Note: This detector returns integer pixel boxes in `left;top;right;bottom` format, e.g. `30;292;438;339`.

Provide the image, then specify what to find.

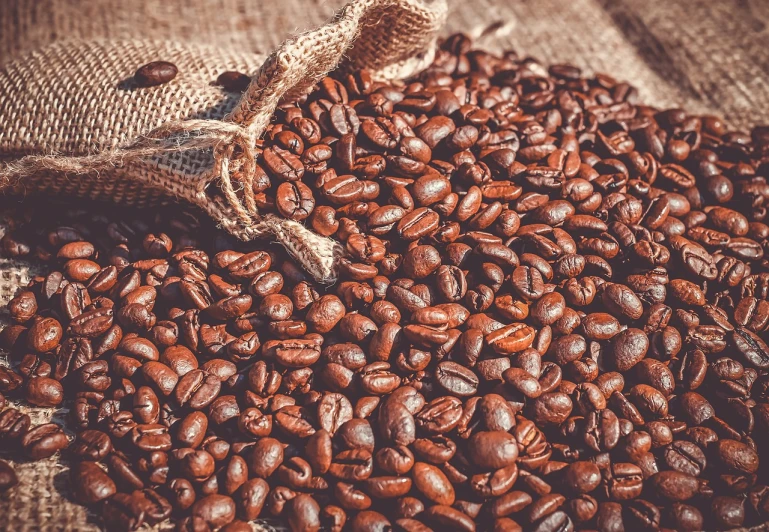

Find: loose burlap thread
0;0;448;284
4;0;769;530
0;2;448;529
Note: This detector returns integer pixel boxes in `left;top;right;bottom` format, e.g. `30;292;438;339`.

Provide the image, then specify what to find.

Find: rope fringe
0;0;449;284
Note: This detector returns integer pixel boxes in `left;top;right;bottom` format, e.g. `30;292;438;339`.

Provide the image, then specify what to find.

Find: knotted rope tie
0;118;264;233
0;115;346;282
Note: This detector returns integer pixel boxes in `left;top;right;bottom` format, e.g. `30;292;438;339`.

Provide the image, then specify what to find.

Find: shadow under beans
116;77;139;92
53;464;103;530
594;0;702;102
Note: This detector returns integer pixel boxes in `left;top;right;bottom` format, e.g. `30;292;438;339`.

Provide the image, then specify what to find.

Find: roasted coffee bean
601;283;644;321
276;181;315;221
191;494;236;528
0;459;18;493
412;462;454;505
529;392;573;425
0;409;31;441
247;437;284;478
71;461;116;504
27;317;62;352
25;376;64;407
605;328;649;371
216;71;251;92
467;431;518;470
286;494;321;531
435;361;478;396
648;470;702;501
15;354;47;380
663;440;707;476
561;460;601;494
235;478;268;521
732;327;769;369
175;370;221;410
714;439;759;474
134;61;178;87
70;430;112;461
6;34;769;531
21;423;69;459
8;290;37;323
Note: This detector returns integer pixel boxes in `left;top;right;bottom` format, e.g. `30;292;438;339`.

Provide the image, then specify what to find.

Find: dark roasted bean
21;423;69;459
0;459;18;493
4;35;769;532
134;61;178;87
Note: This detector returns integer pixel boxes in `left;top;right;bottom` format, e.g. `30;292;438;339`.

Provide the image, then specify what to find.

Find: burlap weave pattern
0;1;450;529
3;0;769;129
2;0;769;530
0;0;448;285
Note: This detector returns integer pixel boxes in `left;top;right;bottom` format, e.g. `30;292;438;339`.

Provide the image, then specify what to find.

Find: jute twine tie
0;0;449;283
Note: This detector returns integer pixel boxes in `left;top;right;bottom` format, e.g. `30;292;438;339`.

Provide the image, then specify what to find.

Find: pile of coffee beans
3;33;769;531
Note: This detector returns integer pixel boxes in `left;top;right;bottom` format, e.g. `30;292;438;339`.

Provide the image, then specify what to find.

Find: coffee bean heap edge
2;32;769;532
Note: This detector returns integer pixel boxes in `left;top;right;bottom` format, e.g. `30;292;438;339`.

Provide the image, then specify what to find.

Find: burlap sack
3;0;769;530
4;0;769;131
0;0;448;284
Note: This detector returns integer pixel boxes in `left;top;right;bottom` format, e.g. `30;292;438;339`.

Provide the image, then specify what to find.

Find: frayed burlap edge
0;0;448;285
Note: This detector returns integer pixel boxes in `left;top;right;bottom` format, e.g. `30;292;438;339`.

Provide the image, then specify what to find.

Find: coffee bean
714;439;759;474
561;461;601;494
70;430;112;461
663;440;707;476
287;494;321;531
71;461;116;504
348;510;391;532
529;392;573;425
648;471;701;501
0;409;31;441
435;361;478;396
236;478;268;521
487;323;536;354
8;291;37;323
601;283;644;320
27;317;62;353
175;370;221;410
6;35;769;531
379;402;416;447
21;423;69;459
191;494;236;528
411;462;454;505
423;504;474;531
0;459;17;493
317;392;353;434
467;431;518;470
215;71;251;92
606;328;649;371
134;61;178;87
276;181;315;221
712;495;745;529
732;327;769;369
25;376;64;407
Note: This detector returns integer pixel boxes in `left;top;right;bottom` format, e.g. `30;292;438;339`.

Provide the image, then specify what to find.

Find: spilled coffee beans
2;31;769;531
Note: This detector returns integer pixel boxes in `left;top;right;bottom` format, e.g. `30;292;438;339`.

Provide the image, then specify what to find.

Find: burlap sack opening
3;0;769;530
0;0;448;284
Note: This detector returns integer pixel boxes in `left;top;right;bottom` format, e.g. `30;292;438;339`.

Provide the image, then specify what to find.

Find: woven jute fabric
3;0;769;129
0;0;451;528
0;0;447;285
2;0;769;530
